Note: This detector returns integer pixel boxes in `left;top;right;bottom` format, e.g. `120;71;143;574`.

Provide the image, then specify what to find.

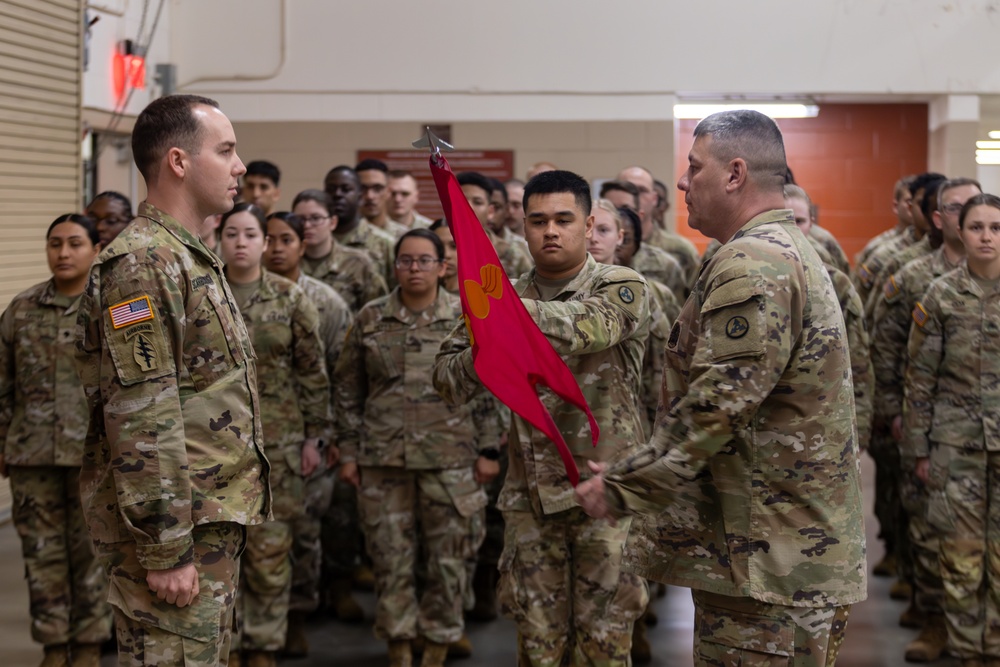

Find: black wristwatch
479;448;501;461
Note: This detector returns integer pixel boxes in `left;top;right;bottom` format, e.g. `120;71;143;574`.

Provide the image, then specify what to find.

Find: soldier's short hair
132;94;220;182
894;175;916;201
599;180;640;210
783;184;812;209
355;158;389;175
693;109;787;192
958;193;1000;229
489;178;508;203
457;171;494;197
395;227;445;261
937;177;982;209
523;170;592;218
87;191;134;217
246;160;281;186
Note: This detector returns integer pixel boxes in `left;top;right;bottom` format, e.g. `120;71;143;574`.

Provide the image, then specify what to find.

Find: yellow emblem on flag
465;264;503;319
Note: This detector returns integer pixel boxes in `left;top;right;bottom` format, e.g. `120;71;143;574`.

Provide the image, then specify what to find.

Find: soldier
295;188;388;313
324;165;398;286
870;177;980;662
357;159;409;238
75;94;271;666
578;110;867;667
263;210;353;656
216;204;332;667
904;193;1000;667
242;161;282;215
429;220;458;294
1;214;111;667
434;170;650;666
85;191;134;249
336;229;500;667
456;171;532;279
855;175;916;269
488;176;532;266
388;170;433;229
505;179;526;237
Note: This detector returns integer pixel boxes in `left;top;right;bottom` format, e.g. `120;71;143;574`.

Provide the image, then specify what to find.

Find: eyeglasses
395;255;440;271
300;214;330;226
940;203;964;216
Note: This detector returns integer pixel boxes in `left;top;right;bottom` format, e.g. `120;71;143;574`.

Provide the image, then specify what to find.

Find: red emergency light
113;40;146;99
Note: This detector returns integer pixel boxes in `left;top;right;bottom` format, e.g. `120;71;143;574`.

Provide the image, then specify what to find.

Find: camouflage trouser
899;466;944;614
498;507;647;666
692;590;851;667
289;468;335;613
233;520;293;650
321;468;362;581
9;465;113;645
869;424;902;555
357;466;486;644
97;522;245;667
926;445;1000;660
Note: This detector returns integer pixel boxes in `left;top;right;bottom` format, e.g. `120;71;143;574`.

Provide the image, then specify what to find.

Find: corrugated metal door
0;0;82;519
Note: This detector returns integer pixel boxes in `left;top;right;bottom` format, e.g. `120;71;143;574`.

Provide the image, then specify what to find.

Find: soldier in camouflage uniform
75;95;271;667
357;159;410;238
870;178;980;662
325;166;399;288
904;193;1000;667
1;214;111;667
262;210;353;655
295;188;388;313
579;111;867;667
85;191;134;249
854;175;916;270
336;229;501;667
434;171;650;666
217;204;332;667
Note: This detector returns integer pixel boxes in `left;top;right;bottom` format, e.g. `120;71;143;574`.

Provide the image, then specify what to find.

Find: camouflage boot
447;633;473;658
388;640;413;667
329;577;365;623
284;611;309;657
244;650;277;667
904;614;948;662
420;641;449;667
631;617;652;664
70;644;102;667
39;645;68;667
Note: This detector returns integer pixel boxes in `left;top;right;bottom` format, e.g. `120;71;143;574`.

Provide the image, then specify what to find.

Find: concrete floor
0;454;962;666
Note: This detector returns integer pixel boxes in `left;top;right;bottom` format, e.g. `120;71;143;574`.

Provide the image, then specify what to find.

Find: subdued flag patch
912;302;929;328
109;296;154;329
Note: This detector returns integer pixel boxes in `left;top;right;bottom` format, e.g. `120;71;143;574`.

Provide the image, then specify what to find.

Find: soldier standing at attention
75;94;271;666
324;165;398;287
577;110;867;667
336;229;501;667
433;170;650;666
85;191;134;249
904;193;1000;667
218;203;332;667
1;214;111;667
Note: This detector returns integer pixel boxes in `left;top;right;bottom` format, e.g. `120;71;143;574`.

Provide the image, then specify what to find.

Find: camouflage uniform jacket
809;224;851;275
863;235;933;323
487;227;532;279
603;210;867;607
855;226;902;268
645;226;701;286
364;216;409;239
296;273;353;378
829;266;874;448
501;226;533;269
433;255;650;517
335;288;500;469
640;279;678;440
301;239;388;313
334;219;397;288
75;202;271;570
904;263;1000;458
0;280;87;466
631;244;688;302
854;226;919;302
870;248;960;423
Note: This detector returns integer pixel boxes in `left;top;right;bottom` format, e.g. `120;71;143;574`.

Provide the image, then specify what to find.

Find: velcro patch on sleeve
108;296;154;329
912;302;929;328
884;275;901;301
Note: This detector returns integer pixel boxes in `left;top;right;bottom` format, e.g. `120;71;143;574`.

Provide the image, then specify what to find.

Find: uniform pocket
184;289;239;392
696;606;793;666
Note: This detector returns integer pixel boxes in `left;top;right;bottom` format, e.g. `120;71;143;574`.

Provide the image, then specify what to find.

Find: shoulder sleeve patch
857;263;874;288
912;302;929;328
883;275;902;302
108;295;154;329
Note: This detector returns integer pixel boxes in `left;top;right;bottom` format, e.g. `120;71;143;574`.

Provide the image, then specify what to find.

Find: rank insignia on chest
912;302;929;328
884;275;901;300
109;296;154;329
725;315;750;339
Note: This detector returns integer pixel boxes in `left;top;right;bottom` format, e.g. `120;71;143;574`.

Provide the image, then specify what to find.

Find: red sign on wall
357;150;513;221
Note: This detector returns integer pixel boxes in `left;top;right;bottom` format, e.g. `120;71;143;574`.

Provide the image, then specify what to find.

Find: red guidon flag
428;153;599;486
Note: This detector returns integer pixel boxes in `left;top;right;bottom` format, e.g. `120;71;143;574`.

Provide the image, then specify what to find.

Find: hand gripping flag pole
414;128;600;486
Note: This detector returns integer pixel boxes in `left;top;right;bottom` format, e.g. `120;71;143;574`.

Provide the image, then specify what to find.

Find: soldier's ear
725;158;748;193
165;147;187;179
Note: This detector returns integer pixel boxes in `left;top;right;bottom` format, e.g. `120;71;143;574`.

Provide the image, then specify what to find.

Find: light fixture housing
673;102;819;120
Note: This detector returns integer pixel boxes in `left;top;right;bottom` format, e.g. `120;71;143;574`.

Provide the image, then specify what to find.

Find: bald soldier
76;95;271;666
578;110;866;667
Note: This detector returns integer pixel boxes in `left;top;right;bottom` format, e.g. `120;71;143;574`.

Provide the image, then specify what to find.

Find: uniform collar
522;254;597;299
381;286;452;325
37;278;81;313
730;209;796;241
134;202;222;268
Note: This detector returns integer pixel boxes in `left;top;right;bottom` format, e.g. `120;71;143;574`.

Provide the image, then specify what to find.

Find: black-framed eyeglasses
395;255;440;271
300;214;330;226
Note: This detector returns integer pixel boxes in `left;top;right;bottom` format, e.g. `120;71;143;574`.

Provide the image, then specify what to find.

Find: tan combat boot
447;633;473;658
420;640;449;667
353;564;376;591
70;644;102;667
329;577;365;623
904;614;948;662
388;640;413;667
284;611;309;657
898;599;925;629
244;650;277;667
890;578;913;601
39;645;68;667
631;617;652;664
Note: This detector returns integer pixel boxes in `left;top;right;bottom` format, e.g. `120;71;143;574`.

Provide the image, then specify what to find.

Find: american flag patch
912;302;929;328
109;296;154;329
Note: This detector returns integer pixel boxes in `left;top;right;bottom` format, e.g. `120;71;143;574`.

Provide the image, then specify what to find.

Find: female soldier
218;203;332;667
0;214;111;667
263;210;353;656
904;193;1000;667
335;229;500;667
84;191;133;248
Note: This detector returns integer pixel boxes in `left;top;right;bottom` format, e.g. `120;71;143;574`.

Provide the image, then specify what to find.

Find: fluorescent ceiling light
976;141;1000;149
673;103;819;120
975;149;1000;165
989;131;1000;139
